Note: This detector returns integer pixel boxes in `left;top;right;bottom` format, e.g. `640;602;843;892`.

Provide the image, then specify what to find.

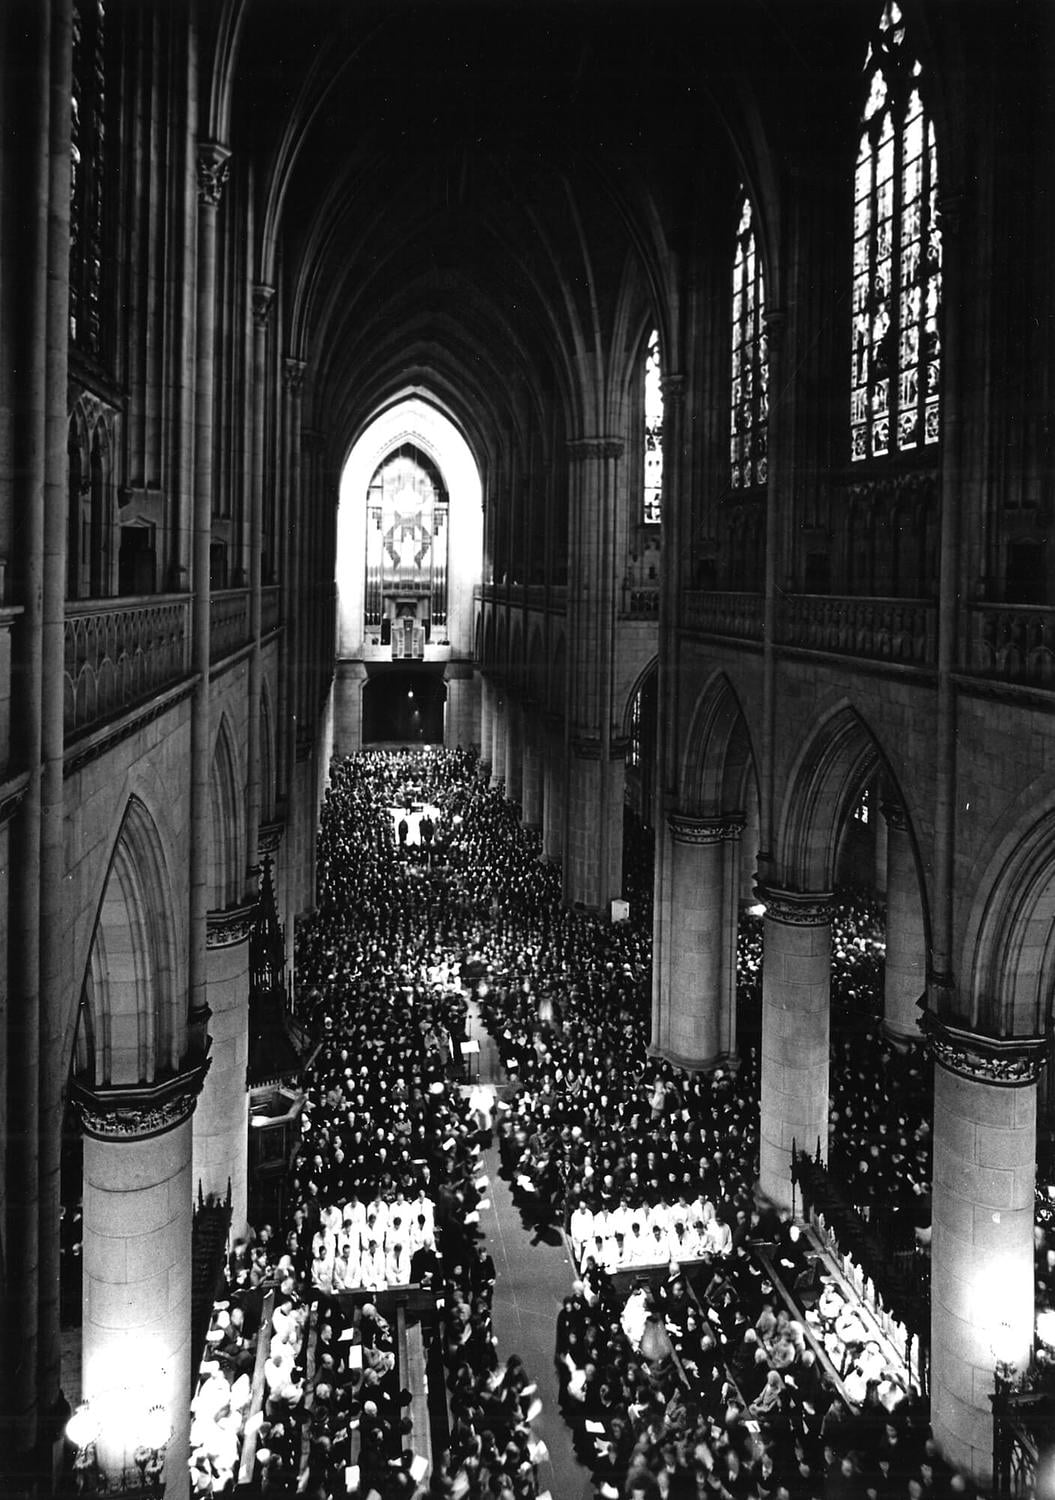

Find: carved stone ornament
283;358;306;393
921;1011;1048;1088
252;285;276;328
258;821;284;857
757;886;835;926
660;374;686;407
70;1059;211;1142
668;813;744;845
566;437;624;462
881;801;910;834
206;899;258;948
196;143;231;208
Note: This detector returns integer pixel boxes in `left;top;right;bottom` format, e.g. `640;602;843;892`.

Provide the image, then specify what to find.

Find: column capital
922;1012;1048;1088
206;898;258;948
763;306;787;342
283;357;307;393
757;885;834;926
881;800;910;834
69;1059;211;1142
668;812;744;845
660;373;686;407
196;141;231;207
252;284;276;328
258;820;285;857
567;436;623;462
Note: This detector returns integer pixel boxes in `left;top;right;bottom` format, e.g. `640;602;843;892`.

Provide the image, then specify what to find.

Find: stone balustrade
209;588;252;664
682;589;764;640
779;594;937;667
967;603;1055;687
64;595;191;736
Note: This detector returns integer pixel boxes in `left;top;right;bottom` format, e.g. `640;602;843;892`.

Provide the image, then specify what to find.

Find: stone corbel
668;812;745;846
196;142;231;208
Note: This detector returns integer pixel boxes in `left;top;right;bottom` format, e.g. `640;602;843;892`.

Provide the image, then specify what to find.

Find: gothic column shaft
884;807;925;1039
520;713;542;828
505;699;523;805
77;1068;207;1500
565;741;625;910
490;690;507;790
927;1023;1044;1483
244;287;274;899
443;665;475;751
189;142;230;1025
541;721;564;862
39;0;74;1428
759;889;832;1208
654;817;741;1069
197;911;255;1235
478;675;494;773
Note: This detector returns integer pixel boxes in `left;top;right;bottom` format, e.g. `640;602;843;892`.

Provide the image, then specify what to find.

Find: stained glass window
70;0;107;355
730;195;768;489
643;329;663;525
851;0;941;463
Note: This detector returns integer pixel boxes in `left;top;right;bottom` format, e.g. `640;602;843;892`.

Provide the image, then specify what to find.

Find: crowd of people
221;745;977;1499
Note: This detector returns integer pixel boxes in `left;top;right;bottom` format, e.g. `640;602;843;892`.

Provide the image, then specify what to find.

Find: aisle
464;1000;596;1500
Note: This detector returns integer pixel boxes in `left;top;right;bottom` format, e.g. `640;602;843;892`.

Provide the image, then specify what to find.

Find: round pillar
444;665;477;751
505;699;523;806
520;712;542;828
490;692;507;791
883;804;926;1040
565;737;624;911
541;721;564;862
478;676;494;772
655;815;741;1068
927;1020;1045;1484
198;906;255;1236
75;1067;207;1500
759;888;832;1209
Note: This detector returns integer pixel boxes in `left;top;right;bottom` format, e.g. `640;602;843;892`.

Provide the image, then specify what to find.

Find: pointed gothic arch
75;796;181;1088
680;671;760;819
209;715;246;909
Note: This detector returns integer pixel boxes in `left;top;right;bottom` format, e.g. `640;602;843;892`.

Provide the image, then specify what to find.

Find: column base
649;1044;739;1075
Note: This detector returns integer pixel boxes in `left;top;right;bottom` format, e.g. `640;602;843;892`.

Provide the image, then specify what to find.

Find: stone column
490;690;507;791
478;676;494;774
443;664;476;751
883;803;926;1041
926;1019;1045;1484
740;795;761;905
505;698;523;806
759;888;832;1209
334;660;367;755
565;437;624;912
564;736;625;911
74;1065;209;1500
874;802;889;896
244;285;275;902
520;710;542;829
541;717;564;863
653;815;742;1068
197;904;256;1237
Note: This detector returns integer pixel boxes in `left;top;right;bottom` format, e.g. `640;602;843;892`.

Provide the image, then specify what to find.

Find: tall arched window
70;0;108;358
730;194;768;489
643;329;663;525
851;0;941;463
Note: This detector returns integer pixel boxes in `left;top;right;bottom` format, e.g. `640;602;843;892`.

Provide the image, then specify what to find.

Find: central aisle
465;1002;596;1500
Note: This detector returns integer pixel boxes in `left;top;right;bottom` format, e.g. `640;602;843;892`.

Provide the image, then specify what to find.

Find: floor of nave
464;998;595;1499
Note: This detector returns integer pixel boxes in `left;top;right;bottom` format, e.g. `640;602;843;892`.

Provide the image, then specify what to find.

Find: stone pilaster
244;285;275;902
883;803;926;1040
505;697;523;805
925;1016;1047;1484
489;689;507;792
478;675;494;773
73;1062;209;1500
652;814;743;1068
758;886;833;1209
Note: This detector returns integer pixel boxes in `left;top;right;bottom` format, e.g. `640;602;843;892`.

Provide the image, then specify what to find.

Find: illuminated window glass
851;0;941;463
854;788;871;825
643;329;663;525
70;0;107;355
730;194;768;489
